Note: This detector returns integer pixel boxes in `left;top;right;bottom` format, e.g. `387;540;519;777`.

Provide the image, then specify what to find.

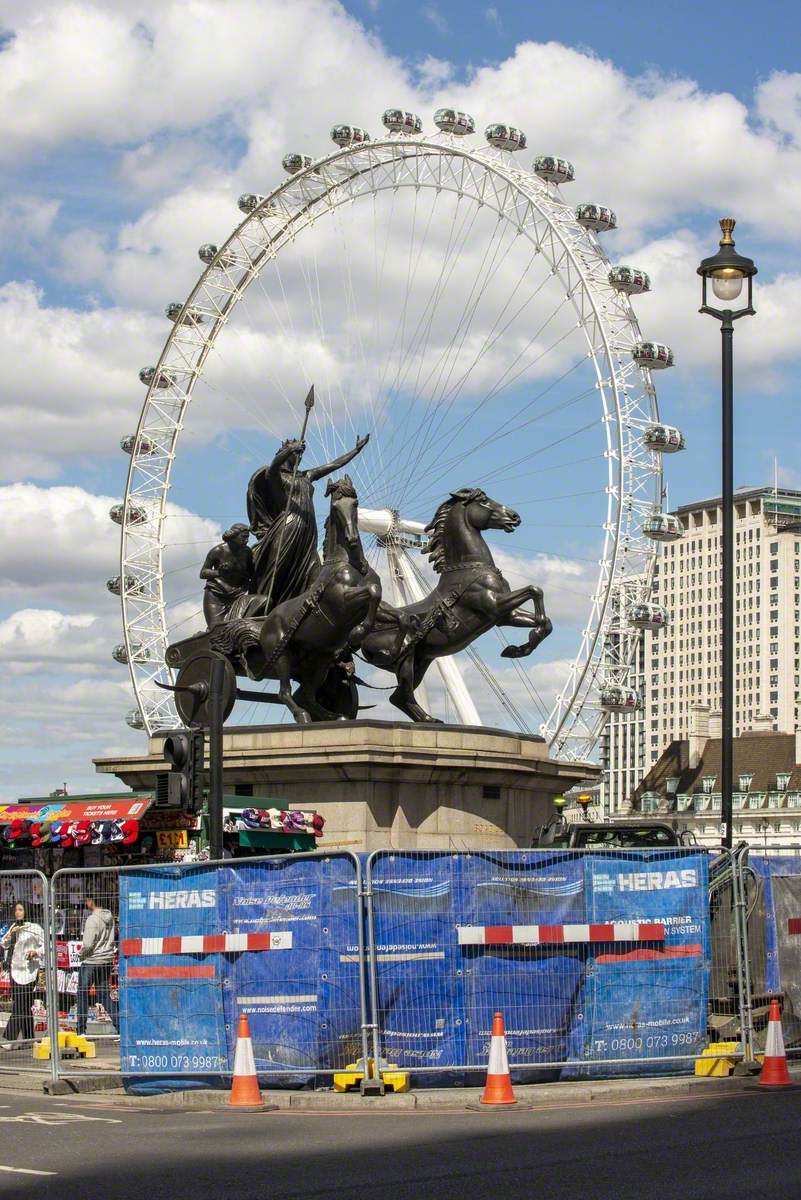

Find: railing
2;844;798;1088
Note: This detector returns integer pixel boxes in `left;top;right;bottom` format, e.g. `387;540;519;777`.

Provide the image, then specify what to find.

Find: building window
702;775;716;794
777;773;791;792
739;774;753;793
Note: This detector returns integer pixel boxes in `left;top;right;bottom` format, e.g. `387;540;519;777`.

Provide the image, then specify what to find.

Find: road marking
0;1111;121;1124
0;1165;57;1176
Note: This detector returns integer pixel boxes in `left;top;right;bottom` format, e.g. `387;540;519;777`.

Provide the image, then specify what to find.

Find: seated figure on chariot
199;523;255;628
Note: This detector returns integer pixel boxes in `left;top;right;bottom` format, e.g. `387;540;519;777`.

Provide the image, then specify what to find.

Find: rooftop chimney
748;713;775;734
708;710;722;739
689;704;710;769
796;706;801;767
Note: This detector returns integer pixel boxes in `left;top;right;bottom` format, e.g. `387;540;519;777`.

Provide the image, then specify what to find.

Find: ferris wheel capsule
608;266;651;294
576;204;617;232
633;341;674;370
643;511;683;542
120;434;156;455
125;708;146;730
139;366;177;389
533;155;574;184
382;110;422;134
282;153;314;175
113;643;150;665
643;424;685;453
106;575;140;596
485;124;526;151
198;243;240;269
600;685;641;713
433;109;475;135
109;503;146;527
237;193;265;215
331;124;370;146
627;601;670;630
165;302;205;325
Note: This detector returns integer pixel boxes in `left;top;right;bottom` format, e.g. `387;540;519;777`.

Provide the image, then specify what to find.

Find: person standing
1;902;44;1047
236;431;370;615
76;896;119;1037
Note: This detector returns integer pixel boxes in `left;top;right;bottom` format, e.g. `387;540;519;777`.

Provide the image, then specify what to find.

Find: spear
263;384;315;613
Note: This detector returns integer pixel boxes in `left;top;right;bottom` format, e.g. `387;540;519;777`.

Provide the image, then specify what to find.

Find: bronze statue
167;389;553;727
359;487;552;722
207;474;381;722
242;432;370;613
199;523;255;628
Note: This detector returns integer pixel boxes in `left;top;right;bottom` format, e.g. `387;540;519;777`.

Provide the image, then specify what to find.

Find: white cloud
0;195;60;254
0;282;161;479
0;482;220;611
420;5;449;35
619;229;801;385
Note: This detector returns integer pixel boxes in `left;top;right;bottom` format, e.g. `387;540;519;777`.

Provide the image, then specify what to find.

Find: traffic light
162;728;205;813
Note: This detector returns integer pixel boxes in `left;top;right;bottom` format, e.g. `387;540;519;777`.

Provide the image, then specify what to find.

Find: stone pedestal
94;721;598;852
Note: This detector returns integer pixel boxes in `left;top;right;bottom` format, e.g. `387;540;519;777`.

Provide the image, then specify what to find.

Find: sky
1;0;801;800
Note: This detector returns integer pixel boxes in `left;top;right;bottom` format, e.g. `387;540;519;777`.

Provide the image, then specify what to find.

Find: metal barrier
48;852;370;1087
364;848;740;1078
737;844;801;1057
0;843;777;1090
0;869;57;1074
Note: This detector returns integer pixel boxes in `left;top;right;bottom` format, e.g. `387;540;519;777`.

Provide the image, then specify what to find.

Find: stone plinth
94;721;598;852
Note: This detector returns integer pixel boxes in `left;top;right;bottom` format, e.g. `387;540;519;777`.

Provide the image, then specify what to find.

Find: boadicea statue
165;388;551;726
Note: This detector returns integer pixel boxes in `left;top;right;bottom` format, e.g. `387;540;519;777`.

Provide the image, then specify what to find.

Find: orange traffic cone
228;1013;266;1111
480;1012;517;1106
759;999;793;1088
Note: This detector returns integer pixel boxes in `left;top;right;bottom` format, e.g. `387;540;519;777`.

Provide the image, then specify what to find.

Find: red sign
0;797;151;823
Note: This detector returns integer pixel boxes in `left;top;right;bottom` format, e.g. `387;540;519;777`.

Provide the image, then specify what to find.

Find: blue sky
1;0;800;799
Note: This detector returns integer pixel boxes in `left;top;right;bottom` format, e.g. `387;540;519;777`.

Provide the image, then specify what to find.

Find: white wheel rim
120;131;663;749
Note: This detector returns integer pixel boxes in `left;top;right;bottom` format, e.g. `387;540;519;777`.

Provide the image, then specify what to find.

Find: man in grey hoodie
76;896;119;1037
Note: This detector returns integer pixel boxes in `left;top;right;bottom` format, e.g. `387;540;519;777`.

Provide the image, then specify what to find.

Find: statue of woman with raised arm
240;432;370;614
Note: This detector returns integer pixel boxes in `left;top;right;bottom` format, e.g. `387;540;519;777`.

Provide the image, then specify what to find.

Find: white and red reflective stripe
765;1013;786;1059
121;931;293;956
232;1029;258;1079
457;922;664;946
487;1030;510;1077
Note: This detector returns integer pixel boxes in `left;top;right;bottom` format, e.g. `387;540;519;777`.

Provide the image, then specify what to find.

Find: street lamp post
698;219;757;850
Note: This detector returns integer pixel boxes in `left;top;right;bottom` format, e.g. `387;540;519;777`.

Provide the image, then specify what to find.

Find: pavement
0;1076;800;1198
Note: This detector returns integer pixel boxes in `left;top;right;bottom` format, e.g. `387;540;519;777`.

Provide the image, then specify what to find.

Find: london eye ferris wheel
110;106;684;761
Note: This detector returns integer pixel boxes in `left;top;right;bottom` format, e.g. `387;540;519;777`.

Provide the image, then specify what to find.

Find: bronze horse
359;487;551;722
209;475;381;723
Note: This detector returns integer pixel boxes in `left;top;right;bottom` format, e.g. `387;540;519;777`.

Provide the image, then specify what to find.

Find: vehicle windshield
576;826;676;848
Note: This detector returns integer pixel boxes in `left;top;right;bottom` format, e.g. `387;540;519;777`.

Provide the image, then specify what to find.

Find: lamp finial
719;218;736;246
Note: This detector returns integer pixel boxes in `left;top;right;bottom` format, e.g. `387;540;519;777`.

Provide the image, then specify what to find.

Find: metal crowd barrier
46;852;371;1089
737;843;801;1058
0;869;58;1074
364;847;745;1079
0;844;790;1089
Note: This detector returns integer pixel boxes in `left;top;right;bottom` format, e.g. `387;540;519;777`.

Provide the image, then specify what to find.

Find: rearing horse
359;487;552;723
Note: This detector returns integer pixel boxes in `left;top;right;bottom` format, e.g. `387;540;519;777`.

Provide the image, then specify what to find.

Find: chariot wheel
113;108;682;755
171;651;236;729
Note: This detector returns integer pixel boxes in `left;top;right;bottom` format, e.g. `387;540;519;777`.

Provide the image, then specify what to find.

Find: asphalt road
0;1085;799;1199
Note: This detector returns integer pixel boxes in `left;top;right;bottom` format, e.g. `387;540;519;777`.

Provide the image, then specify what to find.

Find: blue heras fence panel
769;873;801;1040
562;850;711;1078
748;855;801;996
457;851;586;1077
119;866;229;1088
222;854;362;1083
368;852;464;1070
563;956;708;1078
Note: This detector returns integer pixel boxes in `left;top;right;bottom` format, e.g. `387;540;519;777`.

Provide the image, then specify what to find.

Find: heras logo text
143;889;217;910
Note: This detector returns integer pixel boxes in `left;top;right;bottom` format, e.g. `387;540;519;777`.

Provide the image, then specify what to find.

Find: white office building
604;486;801;814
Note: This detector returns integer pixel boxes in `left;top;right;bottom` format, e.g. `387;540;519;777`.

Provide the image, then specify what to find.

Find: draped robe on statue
230;465;320;618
